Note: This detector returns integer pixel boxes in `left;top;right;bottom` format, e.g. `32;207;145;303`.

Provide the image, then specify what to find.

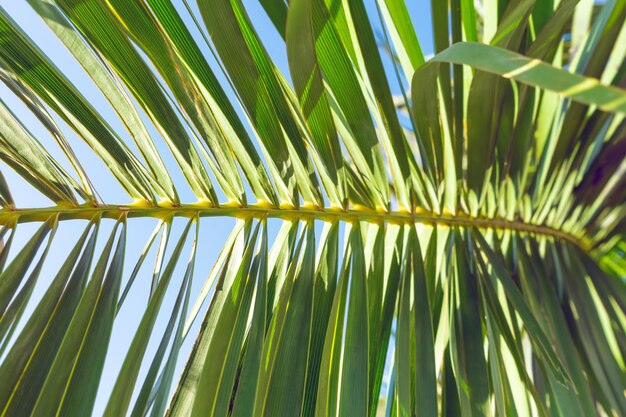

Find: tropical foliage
0;0;625;416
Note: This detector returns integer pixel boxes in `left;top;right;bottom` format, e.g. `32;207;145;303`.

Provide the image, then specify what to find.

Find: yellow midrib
0;202;589;251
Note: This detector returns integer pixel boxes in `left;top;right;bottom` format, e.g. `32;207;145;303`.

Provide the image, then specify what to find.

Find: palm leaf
0;1;624;416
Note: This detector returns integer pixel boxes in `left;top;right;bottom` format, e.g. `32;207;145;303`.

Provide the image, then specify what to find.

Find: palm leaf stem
0;203;590;251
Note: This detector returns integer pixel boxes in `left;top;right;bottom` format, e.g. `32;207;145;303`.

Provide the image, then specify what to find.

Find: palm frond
0;0;624;416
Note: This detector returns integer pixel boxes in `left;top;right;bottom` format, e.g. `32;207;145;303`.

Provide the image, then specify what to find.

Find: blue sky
0;1;433;414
